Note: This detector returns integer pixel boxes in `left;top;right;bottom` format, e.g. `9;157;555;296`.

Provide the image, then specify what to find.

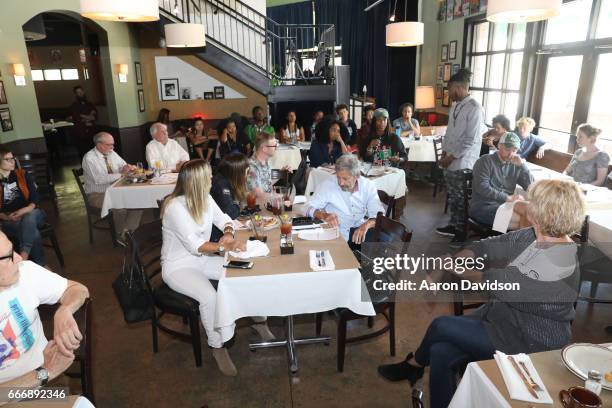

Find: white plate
562;343;612;391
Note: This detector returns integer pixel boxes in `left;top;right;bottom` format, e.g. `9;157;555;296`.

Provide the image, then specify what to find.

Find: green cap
373;108;389;119
499;132;521;149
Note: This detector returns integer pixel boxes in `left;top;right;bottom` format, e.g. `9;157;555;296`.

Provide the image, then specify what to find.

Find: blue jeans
1;208;46;265
414;316;495;408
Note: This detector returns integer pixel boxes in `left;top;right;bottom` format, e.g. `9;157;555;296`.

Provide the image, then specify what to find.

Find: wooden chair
461;169;500;240
16;153;59;215
377;190;397;219
126;220;204;367
40;298;94;403
72;168;117;246
432;137;445;198
575;216;612;304
315;213;412;371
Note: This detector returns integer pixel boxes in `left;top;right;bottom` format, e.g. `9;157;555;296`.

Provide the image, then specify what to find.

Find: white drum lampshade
386;22;424;47
80;0;159;22
164;23;206;48
487;0;562;23
415;86;435;110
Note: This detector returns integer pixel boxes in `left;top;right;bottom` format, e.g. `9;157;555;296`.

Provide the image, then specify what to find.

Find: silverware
315;251;322;267
519;361;543;392
319;251;326;267
508;356;539;399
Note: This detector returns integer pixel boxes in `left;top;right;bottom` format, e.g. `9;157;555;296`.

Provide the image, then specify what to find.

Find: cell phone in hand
224;260;253;269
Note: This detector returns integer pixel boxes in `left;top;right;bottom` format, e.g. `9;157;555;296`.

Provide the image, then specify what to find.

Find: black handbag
112;245;153;323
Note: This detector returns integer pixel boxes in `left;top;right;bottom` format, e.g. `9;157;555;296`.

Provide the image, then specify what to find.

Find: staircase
158;0;336;99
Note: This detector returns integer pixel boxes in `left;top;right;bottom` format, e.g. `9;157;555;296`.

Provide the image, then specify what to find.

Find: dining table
449;345;612;407
100;173;177;218
214;204;375;374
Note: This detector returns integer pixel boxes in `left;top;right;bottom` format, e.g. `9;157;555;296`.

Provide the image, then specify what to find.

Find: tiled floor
42;162;612;408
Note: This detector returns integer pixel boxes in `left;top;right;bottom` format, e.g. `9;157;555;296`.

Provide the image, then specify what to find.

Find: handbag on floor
112;244;153;323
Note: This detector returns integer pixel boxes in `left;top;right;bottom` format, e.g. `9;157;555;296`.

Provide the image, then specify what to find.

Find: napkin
229;240;270;259
494;351;553;404
492;201;516;233
298;227;339;241
309;250;335;271
293;195;307;205
150;173;178;185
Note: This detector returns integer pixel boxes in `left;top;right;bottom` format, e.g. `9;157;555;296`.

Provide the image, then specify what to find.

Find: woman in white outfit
160;159;247;376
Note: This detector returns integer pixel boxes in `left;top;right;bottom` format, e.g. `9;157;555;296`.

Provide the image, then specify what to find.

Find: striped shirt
82;148;126;194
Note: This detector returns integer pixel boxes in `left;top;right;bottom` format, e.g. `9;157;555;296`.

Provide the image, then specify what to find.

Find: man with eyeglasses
0;231;90;403
82;132;141;244
0;147;46;266
247;132;292;200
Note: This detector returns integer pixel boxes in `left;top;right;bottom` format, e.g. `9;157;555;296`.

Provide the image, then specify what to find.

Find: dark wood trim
2;137;47;155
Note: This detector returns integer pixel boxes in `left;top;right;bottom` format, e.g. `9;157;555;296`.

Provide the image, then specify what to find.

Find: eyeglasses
1;157;16;162
0;248;14;262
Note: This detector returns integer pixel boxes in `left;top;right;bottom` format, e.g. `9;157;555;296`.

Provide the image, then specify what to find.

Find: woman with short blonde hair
515;117;551;159
161;159;247;376
564;123;610;186
526;179;585;237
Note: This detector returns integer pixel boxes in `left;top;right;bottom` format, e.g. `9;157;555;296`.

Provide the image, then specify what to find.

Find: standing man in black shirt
70;85;97;159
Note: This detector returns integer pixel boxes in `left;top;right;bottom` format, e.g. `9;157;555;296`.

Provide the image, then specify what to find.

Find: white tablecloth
304;166;407;199
269;145;303;170
588;210;612;259
449;362;512;408
401;137;437;162
101;177;176;217
214;268;375;342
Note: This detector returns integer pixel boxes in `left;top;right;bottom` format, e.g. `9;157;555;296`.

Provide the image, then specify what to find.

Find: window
465;20;527;127
587;53;612;155
61;69;79;80
43;69;61;81
544;0;593;45
596;0;612;39
31;70;44;81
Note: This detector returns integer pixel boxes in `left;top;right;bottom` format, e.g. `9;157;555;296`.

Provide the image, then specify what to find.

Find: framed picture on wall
442;88;450;107
0;81;7;105
436;84;443;99
449;40;458;60
441;44;449;62
181;87;192;100
214;86;225;99
437;64;444;81
443;63;452;81
135;62;143;85
160;78;179;101
446;0;454;21
204;92;214;100
452;64;461;75
0;108;14;132
138;89;145;112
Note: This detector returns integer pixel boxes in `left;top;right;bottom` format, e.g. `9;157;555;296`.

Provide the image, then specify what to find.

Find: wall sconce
13;63;26;86
117;63;128;83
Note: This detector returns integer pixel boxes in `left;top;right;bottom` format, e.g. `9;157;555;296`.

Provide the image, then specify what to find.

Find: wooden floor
41;161;612;408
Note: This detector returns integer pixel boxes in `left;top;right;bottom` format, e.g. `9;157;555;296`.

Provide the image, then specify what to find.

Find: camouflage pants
444;169;466;232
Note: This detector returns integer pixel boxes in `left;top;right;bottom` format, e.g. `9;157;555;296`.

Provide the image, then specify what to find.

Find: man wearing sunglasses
0;231;89;396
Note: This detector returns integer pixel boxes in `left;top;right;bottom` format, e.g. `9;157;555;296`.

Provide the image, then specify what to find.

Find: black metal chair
126;219;204;367
377;190;397;219
39;223;64;267
72;168;117;246
315;213;412;371
40;298;94;403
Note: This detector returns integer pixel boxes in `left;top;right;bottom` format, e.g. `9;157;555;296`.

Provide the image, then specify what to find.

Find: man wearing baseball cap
468;132;533;236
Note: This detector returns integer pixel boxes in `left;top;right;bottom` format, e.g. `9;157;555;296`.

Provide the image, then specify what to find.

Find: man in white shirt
305;154;385;248
145;122;189;172
0;231;89;397
82;132;142;242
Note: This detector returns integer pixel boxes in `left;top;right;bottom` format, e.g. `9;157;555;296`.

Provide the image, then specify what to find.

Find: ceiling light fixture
164;23;206;48
386;0;423;47
80;0;159;22
487;0;562;23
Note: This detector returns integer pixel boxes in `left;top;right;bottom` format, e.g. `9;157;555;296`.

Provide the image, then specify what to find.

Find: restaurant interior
0;0;611;407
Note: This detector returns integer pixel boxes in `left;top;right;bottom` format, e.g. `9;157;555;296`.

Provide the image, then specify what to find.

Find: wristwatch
36;366;49;386
218;244;225;255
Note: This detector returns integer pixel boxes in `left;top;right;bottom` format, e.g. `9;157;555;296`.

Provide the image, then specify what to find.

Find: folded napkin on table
293;195;307;205
150;173;178;184
298;227;339;241
309;250;335;271
494;350;552;404
229;239;270;259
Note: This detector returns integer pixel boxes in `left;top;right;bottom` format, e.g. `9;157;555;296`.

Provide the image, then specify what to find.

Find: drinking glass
247;192;257;209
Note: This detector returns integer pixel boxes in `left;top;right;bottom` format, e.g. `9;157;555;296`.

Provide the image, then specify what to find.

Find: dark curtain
267;1;314;77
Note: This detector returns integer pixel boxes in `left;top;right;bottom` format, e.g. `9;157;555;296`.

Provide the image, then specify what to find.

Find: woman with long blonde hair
161;159;246;376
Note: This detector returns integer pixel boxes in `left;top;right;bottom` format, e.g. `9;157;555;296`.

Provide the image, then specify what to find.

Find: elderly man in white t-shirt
145;122;189;172
0;232;92;406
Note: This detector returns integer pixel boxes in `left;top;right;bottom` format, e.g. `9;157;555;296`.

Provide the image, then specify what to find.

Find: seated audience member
247;132;283;200
378;179;584;408
83;132;142;242
480;114;511;156
245;106;275;148
157;108;188;153
187;118;214;161
305;154;384;248
564;123;610;186
0;229;89;395
392;102;420;137
515;117;551;159
0;147;46;266
146;122;190;172
308;110;325;141
308;116;348;168
161;160;273;376
213;118;247;164
210;152;249;241
336;104;358;145
469;132;533;227
357;105;376;146
280;111;305;144
360;108;407;166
